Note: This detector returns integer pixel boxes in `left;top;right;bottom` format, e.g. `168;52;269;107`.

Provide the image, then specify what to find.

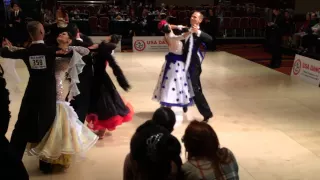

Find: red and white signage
133;36;168;52
291;54;320;86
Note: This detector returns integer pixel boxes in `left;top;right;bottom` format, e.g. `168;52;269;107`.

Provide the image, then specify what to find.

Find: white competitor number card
29;55;47;69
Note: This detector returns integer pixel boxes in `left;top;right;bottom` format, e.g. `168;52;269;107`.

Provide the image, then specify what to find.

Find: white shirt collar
76;38;83;42
31;40;45;44
189;25;200;29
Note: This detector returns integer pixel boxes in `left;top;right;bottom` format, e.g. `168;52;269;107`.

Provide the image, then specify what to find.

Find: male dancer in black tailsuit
182;11;213;122
1;21;58;173
67;24;94;123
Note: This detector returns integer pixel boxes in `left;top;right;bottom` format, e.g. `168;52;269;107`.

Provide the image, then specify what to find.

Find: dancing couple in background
66;24;134;140
153;11;214;123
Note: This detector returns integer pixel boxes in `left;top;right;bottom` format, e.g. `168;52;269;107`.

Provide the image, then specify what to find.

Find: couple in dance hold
153;11;213;124
1;21;133;175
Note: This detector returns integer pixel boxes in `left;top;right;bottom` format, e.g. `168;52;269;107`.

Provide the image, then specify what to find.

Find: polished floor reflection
2;51;320;180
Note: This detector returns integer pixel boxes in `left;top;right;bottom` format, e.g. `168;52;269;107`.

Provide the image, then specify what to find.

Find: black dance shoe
183;107;188;113
203;114;213;123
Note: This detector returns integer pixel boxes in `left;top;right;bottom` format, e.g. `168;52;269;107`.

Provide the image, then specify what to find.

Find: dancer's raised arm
69;46;90;56
170;24;186;30
1;40;27;60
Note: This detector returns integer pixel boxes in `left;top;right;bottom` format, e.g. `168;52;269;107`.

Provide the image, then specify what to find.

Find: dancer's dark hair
68;23;79;39
183;121;233;179
66;31;73;40
110;34;121;44
130;121;181;180
0;65;11;135
161;24;171;34
152;107;176;132
11;2;19;8
158;20;171;34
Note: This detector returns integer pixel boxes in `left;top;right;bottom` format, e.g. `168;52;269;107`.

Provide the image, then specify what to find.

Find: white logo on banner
291;54;320;86
132;36;168;52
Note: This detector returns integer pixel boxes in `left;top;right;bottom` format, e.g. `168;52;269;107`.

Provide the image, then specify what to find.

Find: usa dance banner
132;36;168;52
291;54;320;86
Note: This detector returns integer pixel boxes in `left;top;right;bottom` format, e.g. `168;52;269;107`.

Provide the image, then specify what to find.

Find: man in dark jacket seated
67;24;94;123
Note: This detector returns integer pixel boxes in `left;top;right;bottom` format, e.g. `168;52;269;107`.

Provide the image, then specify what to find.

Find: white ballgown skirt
26;101;98;167
152;53;194;107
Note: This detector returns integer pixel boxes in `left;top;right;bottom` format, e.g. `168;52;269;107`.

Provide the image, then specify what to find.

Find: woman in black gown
87;35;133;139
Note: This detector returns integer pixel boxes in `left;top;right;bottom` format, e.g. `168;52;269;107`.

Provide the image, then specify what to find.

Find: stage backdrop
295;0;320;14
0;0;6;39
156;0;213;6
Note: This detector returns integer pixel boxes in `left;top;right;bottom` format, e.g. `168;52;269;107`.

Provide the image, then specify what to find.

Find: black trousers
68;65;93;123
189;67;213;118
1;136;29;180
269;30;283;68
10;128;52;171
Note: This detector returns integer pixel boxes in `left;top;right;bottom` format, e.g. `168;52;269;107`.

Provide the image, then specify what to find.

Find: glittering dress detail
152;31;194;107
27;53;98;167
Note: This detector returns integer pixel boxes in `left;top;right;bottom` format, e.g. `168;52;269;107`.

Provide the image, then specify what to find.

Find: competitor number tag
29;55;47;69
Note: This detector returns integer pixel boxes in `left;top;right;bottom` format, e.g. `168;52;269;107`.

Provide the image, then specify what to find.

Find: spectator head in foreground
125;118;182;180
182;120;239;180
152;107;176;132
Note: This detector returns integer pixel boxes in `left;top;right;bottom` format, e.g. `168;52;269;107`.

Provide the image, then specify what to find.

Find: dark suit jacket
183;30;212;72
1;43;57;142
271;14;285;35
80;34;94;47
10;10;25;27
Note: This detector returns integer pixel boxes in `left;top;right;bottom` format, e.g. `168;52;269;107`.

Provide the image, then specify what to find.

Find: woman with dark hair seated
182;121;239;180
300;27;319;53
151;106;176;132
123;107;182;180
0;65;29;179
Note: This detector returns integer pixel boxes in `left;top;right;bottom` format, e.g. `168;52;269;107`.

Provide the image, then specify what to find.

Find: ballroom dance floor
2;51;320;180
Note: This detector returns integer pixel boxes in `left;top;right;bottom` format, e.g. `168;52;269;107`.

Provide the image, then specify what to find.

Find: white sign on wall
89;36;121;52
132;36;168;52
291;54;320;86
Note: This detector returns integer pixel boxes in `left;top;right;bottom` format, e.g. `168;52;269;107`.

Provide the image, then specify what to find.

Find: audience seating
250;17;259;36
99;17;109;32
60;4;275;38
88;16;99;32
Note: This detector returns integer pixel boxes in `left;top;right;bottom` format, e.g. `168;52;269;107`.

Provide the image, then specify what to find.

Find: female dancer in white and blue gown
152;20;195;127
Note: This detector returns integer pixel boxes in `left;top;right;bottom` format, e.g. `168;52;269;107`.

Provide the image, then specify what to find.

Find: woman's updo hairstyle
110;34;121;44
158;20;171;34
